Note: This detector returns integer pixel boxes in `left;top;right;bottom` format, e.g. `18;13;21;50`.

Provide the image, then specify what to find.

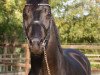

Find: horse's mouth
29;44;44;55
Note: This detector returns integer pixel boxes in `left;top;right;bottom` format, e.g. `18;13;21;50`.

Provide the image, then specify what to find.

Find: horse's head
23;3;52;55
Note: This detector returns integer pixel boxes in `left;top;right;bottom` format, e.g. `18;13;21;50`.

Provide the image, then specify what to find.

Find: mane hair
26;0;41;4
50;18;62;53
26;0;49;4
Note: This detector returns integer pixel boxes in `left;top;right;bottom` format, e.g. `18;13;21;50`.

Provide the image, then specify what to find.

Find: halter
25;3;51;75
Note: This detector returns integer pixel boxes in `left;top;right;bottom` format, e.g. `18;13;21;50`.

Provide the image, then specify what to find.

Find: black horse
23;0;91;75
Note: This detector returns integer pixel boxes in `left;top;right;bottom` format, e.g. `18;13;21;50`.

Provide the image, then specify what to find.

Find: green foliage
0;0;25;43
51;0;100;44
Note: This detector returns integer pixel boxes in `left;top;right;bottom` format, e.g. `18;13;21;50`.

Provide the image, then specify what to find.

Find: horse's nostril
40;39;43;43
36;41;40;46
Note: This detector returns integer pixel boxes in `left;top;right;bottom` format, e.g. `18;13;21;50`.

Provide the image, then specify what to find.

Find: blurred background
0;0;100;75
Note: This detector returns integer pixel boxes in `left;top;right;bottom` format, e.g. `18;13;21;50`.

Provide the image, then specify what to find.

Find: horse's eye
46;12;51;19
48;12;51;16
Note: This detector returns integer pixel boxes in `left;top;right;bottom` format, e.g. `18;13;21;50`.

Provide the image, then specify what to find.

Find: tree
50;0;100;44
0;0;25;43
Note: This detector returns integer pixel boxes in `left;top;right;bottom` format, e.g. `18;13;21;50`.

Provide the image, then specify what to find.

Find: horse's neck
42;23;66;75
57;49;68;75
45;44;67;75
45;34;66;75
30;54;43;75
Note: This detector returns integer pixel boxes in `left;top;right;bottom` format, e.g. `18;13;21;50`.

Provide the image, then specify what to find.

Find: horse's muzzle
29;38;43;54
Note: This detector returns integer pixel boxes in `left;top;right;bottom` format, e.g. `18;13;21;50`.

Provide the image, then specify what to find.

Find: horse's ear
23;5;33;20
23;6;28;20
23;5;29;20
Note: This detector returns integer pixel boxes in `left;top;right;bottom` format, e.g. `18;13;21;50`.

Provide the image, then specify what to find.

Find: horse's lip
30;47;43;55
29;44;44;52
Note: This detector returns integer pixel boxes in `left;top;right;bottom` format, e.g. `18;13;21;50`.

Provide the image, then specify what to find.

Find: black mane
51;19;62;53
26;0;49;4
